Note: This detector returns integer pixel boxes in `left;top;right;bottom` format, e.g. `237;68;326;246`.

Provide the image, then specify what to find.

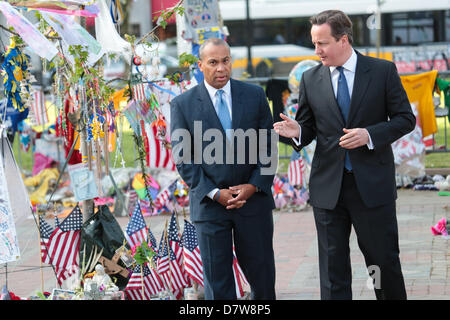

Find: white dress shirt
204;80;232;119
204;80;232;200
293;49;374;149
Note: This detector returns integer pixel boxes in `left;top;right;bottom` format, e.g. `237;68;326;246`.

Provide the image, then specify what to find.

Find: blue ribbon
147;82;177;96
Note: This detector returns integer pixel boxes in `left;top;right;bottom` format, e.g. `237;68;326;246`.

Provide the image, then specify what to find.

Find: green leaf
35;291;49;300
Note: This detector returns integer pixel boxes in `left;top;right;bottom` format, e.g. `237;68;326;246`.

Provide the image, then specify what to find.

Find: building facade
219;0;450;48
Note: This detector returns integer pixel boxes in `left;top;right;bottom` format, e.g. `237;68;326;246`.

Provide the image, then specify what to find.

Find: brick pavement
274;189;450;300
1;189;449;300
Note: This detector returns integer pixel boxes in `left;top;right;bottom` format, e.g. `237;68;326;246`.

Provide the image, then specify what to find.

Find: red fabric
55;94;82;165
140;120;150;167
8;291;21;300
151;0;178;23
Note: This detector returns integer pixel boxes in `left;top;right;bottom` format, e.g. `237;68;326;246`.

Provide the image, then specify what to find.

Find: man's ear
341;34;349;47
197;59;203;72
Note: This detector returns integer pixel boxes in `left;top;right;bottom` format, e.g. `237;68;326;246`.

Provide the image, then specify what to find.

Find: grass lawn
12;113;450;174
277;115;450;173
424;116;450;168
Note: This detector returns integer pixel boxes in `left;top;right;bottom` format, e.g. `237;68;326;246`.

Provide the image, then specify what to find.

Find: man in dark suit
170;38;277;300
274;10;415;300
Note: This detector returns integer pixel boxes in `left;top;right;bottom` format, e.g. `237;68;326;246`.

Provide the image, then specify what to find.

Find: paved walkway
1;189;449;300
273;189;450;300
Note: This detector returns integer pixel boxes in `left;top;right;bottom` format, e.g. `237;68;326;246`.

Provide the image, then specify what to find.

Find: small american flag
153;180;177;214
132;83;147;101
148;228;158;252
288;150;305;187
181;220;203;287
157;232;168;273
125;263;163;300
145;228;159;269
39;215;53;264
46;205;83;284
157;231;188;295
125;201;148;248
127;189;138;217
233;248;249;299
30;89;48;126
272;175;286;194
168;212;183;263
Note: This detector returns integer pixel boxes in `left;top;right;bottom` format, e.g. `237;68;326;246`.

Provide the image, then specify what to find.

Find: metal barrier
241;71;450;158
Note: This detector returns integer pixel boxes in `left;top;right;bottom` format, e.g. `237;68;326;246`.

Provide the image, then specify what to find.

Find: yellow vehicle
230;44;317;78
230;44;394;78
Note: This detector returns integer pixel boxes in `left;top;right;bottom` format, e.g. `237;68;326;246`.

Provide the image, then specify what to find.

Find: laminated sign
0;2;58;61
69;164;99;202
183;0;221;43
0;131;20;264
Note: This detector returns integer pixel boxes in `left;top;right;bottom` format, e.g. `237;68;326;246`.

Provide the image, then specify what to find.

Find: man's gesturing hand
339;128;369;149
273;113;300;138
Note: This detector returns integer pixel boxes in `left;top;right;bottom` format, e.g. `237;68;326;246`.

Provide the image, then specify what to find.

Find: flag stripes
288;156;305;187
40;205;83;285
132;83;147;101
181;220;204;286
40;205;252;299
125;263;164;300
145;123;176;171
31;89;48;126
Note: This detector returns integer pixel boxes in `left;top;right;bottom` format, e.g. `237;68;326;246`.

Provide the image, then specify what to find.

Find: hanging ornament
1;38;32;112
89;113;105;141
133;56;142;66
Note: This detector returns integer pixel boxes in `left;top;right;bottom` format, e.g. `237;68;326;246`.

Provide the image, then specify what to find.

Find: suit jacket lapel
347;52;371;126
320;65;345;127
197;82;226;136
230;79;244;130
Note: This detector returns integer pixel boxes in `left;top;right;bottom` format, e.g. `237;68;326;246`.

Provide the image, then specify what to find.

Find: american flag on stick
153;179;177;214
46;205;83;285
125;201;148;248
288;150;305;187
125;263;164;300
181;220;203;287
38;215;53;265
127;189;138;217
233;248;249;299
167;212;183;263
157;229;188;295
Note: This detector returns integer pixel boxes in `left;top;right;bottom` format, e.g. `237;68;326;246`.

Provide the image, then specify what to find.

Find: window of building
446;10;450;41
252;19;288;45
131;23;141;38
224;21;246;46
349;15;366;47
391;11;434;45
290;17;312;48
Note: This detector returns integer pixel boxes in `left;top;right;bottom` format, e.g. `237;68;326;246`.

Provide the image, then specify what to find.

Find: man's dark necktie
336;66;352;171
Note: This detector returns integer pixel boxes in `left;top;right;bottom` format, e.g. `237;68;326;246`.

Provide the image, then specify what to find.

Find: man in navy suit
274;10;415;300
170;38;277;300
